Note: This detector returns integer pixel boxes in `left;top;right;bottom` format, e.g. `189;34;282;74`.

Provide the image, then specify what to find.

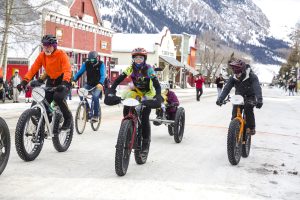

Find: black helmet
41;34;57;45
88;51;98;60
228;59;246;74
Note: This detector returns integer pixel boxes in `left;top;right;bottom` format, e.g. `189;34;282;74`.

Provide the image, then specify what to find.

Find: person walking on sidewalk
195;73;205;101
10;70;22;103
215;73;225;98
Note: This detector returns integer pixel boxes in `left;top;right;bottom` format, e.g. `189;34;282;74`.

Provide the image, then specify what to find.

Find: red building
43;0;113;85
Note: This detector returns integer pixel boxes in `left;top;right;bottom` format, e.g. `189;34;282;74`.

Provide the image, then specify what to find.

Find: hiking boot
61;117;72;130
246;128;256;135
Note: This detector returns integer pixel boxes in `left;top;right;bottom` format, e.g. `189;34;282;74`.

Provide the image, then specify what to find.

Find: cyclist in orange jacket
17;34;72;130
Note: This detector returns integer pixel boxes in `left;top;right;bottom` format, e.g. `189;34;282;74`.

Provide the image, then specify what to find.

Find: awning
185;64;198;75
159;55;184;67
159;55;198;75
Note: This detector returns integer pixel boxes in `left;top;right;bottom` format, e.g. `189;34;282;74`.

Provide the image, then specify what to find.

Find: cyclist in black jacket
216;59;263;135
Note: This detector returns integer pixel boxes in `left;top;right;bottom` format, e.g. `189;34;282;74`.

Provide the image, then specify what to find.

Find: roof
112;26;172;53
112;33;160;53
160;55;183;67
69;0;102;24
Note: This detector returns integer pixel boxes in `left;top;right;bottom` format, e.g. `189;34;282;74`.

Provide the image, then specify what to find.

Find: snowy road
0;87;299;200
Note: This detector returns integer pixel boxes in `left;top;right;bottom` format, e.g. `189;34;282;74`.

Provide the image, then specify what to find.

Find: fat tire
174;107;185;143
15;109;44;161
52;113;73;152
115;119;133;176
0;117;10;175
227;119;242;165
242;132;251;158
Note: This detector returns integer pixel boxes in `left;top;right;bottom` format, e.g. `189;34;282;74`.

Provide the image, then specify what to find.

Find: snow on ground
0;87;299;200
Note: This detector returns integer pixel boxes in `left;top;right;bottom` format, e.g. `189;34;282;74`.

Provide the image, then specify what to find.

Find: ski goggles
133;56;145;62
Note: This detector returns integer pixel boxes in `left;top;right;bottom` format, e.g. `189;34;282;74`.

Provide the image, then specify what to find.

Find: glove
256;101;263;109
17;80;28;92
216;99;222;106
56;81;70;92
96;83;103;91
143;94;162;109
104;89;121;106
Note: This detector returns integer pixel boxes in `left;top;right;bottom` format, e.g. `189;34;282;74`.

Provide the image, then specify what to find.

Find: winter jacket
10;74;22;87
215;77;225;88
166;90;179;113
73;61;106;87
24;49;71;82
195;77;205;89
218;67;262;102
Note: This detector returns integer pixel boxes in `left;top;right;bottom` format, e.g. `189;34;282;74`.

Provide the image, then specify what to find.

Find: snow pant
123;106;151;141
232;104;255;130
13;88;19;101
196;88;203;101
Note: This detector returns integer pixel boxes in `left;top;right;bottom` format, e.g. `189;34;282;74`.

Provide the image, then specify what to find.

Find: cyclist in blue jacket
73;51;106;122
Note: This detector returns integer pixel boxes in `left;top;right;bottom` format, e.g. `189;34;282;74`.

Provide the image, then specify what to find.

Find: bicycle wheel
15;109;45;161
0;117;10;175
91;103;101;131
227;119;242;165
115;119;133;176
75;102;87;134
242;130;251;158
52;112;74;152
173;107;185;143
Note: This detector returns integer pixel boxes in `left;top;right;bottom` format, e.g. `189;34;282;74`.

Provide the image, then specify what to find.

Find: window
81;2;85;13
101;41;108;49
56;28;63;41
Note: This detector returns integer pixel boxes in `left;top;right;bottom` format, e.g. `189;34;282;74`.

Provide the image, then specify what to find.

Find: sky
252;0;300;40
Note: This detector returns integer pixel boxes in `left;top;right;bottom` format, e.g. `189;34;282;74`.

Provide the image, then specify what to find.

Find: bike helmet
228;59;246;74
41;34;57;45
131;47;147;61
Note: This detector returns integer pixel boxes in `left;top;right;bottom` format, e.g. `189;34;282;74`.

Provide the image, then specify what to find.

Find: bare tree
0;0;52;80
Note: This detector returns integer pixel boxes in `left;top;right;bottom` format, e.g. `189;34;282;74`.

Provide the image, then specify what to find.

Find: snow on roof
112;27;172;53
112;33;160;53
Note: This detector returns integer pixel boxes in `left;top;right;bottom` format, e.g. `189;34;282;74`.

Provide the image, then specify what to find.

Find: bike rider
104;47;162;151
216;59;263;135
17;34;72;130
72;51;105;122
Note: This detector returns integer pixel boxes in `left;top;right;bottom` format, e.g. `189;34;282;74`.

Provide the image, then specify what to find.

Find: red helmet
229;59;246;74
131;48;147;59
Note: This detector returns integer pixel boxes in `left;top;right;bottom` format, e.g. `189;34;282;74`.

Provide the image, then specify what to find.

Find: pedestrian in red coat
25;85;32;103
195;73;205;101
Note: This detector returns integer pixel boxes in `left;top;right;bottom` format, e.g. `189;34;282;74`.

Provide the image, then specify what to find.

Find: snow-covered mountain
98;0;289;64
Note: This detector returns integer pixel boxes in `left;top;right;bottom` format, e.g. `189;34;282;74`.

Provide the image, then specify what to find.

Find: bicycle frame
234;106;246;143
31;101;58;139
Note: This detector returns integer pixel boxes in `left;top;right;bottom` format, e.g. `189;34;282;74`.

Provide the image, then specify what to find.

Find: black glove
17;80;28;92
256;101;263;109
56;81;70;92
143;94;162;109
104;89;121;106
216;99;222;106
